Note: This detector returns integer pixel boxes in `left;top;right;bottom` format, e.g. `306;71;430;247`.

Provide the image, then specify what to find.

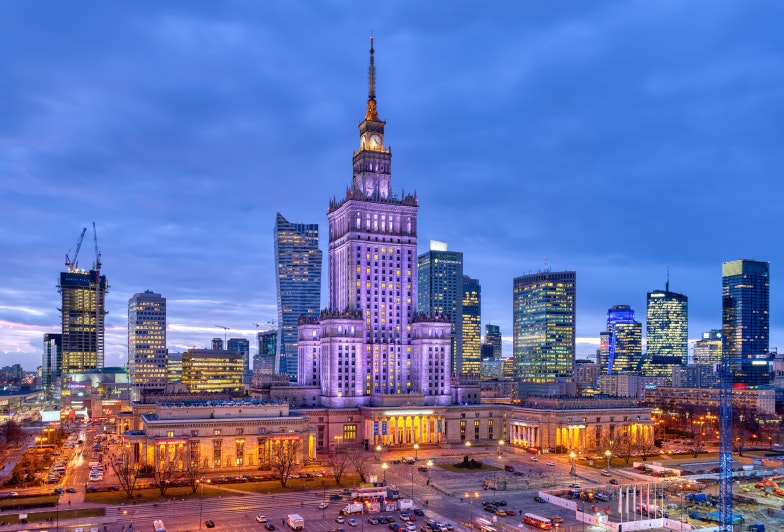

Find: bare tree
3;420;25;447
270;439;302;487
687;429;706;458
619;429;634;465
733;405;759;457
153;447;182;496
110;451;141;499
344;446;372;482
184;458;209;494
635;429;657;462
328;452;350;485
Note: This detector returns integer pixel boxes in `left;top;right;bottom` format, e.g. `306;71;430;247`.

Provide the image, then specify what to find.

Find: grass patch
4;508;106;524
0;495;58;511
436;463;500;474
217;475;362;494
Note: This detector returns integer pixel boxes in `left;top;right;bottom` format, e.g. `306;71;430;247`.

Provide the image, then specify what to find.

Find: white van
153;520;166;532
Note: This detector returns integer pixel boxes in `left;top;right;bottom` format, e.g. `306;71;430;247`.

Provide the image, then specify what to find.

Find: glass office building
59;269;108;373
128;290;167;396
461;275;481;376
513;270;576;382
602;305;642;374
643;286;688;381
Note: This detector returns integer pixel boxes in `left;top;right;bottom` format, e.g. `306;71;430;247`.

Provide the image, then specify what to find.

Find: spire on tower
366;35;379;121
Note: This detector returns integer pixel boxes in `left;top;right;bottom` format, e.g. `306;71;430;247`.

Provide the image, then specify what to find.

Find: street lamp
426;460;433;485
375;444;382;462
465;441;472;448
381;462;388;485
498;439;505;458
413;443;419;461
465;491;479;527
198;479;204;530
569;451;576;479
604;449;612;472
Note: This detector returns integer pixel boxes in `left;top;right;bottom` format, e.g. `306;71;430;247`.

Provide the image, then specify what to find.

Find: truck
286;514;304;531
398;498;414;511
342;503;364;515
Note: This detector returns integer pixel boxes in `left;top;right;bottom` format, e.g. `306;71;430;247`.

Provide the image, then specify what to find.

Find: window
213;440;222;468
167;431;174;438
237;428;244;435
191;430;199;437
214;429;222;436
344;424;358;441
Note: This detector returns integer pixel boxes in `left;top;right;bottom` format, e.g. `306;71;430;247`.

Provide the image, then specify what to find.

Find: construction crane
92;221;102;271
65;227;87;271
718;354;733;531
215;325;230;347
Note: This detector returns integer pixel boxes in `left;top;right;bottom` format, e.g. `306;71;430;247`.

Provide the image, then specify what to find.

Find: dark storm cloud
1;1;782;366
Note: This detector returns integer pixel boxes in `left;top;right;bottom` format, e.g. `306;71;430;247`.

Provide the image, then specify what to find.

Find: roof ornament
366;35;379;121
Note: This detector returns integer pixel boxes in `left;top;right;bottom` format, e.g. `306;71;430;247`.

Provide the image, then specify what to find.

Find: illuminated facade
275;213;322;379
642;286;687;382
59;269;108;372
512;271;576;382
297;38;451;409
461;275;481;375
182;349;244;394
128;290;167;397
722;259;773;386
417;241;463;375
694;329;722;366
485;324;502;359
42;333;62;401
254;329;277;375
600;305;642;374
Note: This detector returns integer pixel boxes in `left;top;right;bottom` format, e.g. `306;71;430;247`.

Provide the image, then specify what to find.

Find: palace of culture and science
120;40;651;473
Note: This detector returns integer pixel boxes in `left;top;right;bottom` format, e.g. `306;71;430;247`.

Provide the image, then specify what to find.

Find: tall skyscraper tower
643;281;688;381
59;268;108;373
274;212;322;379
227;338;250;374
722;259;772;385
461;275;481;375
255;329;277;375
513;270;576;382
42;333;62;401
417;241;463;374
298;38;452;409
485;324;502;359
601;305;642;374
128;291;167;396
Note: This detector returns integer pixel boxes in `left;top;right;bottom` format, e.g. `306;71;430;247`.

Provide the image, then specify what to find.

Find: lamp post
411;465;415;501
375;444;382;463
413;443;419;461
569;451;576;479
381;462;388;485
198;479;204;530
465;441;472;449
604;449;612;472
498;439;505;458
465;491;478;527
426;459;433;485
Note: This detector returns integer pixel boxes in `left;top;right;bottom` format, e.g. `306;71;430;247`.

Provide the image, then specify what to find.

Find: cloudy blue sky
1;1;782;370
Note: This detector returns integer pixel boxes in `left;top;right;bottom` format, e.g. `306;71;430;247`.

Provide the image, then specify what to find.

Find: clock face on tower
369;135;381;148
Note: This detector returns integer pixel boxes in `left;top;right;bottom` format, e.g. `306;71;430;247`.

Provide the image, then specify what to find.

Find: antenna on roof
666;265;670;292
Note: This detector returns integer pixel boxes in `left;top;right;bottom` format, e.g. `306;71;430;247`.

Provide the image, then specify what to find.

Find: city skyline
1;2;783;370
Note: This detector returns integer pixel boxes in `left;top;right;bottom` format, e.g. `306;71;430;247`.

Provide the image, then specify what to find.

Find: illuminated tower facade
513;270;576;382
643;283;688;381
461;275;481;376
298;38;452;408
128;290;167;396
275;212;322;379
42;333;62;401
417;241;463;375
59;269;108;373
227;338;251;374
603;305;642;374
485;324;502;359
694;329;722;366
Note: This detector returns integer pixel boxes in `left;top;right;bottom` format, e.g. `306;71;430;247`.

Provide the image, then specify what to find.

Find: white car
319;502;329;509
547;461;555;466
255;515;268;523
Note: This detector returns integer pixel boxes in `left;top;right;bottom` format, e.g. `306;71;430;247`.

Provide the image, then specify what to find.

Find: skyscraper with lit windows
601;305;642;374
59;268;108;373
643;283;687;381
513;270;576;382
461;275;481;376
694;329;722;366
274;212;322;379
128;290;167;397
485;324;502;359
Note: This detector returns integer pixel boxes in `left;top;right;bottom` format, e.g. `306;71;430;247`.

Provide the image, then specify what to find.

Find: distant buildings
694;329;722;366
58;268;108;373
182;349;244;394
254;329;277;375
643;284;687;382
128;290;167;397
42;333;62;401
227;338;250;375
211;338;223;350
274;212;322;379
461;275;481;375
512;271;576;382
722;259;773;386
485;324;502;359
599;305;642;374
417;241;463;375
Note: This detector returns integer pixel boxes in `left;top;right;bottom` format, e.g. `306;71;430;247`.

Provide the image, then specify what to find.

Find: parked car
504;465;515;472
319;502;329;509
534;496;545;503
54;488;64;495
264;524;275;531
66;487;77;493
530;457;538;462
550;516;564;524
331;493;343;500
256;515;268;523
336;516;346;524
547;461;555;466
205;521;215;528
609;479;619;485
413;509;425;516
348;519;359;527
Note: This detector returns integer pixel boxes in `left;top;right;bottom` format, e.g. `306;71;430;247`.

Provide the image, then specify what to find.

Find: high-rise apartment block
58;268;108;373
42;333;62;400
417;241;463;375
600;305;642;374
297;38;452;409
274;212;322;379
643;284;687;381
461;275;481;376
513;270;576;382
227;338;250;374
128;291;167;396
722;259;773;386
485;324;502;359
694;330;722;366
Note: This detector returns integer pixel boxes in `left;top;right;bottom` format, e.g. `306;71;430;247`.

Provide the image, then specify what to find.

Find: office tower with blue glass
485;324;502;359
274;212;322;379
694;330;722;366
513;270;576;382
643;282;688;381
417;241;464;375
255;329;277;376
722;259;772;386
228;338;251;375
600;305;642;374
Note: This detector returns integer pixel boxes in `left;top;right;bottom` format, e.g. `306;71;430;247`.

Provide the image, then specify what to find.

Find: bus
475;518;497;532
522;513;552;530
152;520;166;532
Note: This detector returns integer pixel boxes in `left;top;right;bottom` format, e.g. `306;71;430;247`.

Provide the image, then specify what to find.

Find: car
256;515;268;523
336;516;346;524
413;509;425;516
530;457;538;462
7;492;18;498
370;517;381;525
418;466;429;472
505;510;516;516
504;465;515;472
379;517;389;524
319;502;329;509
546;461;555;466
205;521;215;528
387;517;396;523
609;479;619;485
513;471;524;476
408;515;417;522
550;516;564;524
391;459;402;464
495;510;507;517
348;519;359;527
54;488;64;495
265;525;275;531
493;499;507;506
601;470;611;477
66;487;77;493
568;483;581;488
331;493;343;500
534;496;545;503
389;524;401;531
400;513;410;521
